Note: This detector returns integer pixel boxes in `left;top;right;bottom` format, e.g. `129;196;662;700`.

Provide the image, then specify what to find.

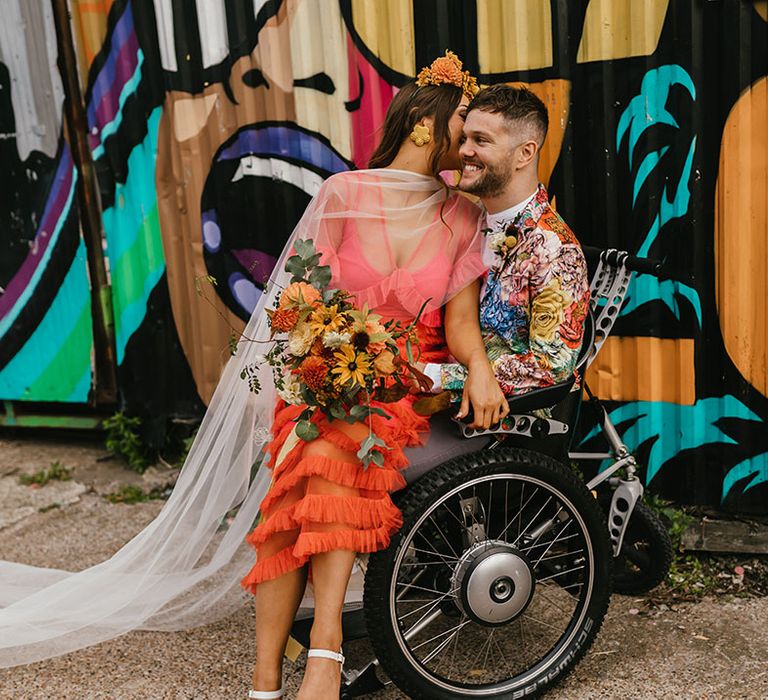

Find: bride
0;52;506;699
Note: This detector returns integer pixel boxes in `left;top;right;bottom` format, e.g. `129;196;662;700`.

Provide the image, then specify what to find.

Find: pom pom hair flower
416;50;479;100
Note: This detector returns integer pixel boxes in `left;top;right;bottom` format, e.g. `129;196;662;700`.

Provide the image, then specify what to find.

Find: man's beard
459;160;515;198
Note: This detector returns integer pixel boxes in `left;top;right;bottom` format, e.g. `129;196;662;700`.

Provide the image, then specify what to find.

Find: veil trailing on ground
0;169;485;667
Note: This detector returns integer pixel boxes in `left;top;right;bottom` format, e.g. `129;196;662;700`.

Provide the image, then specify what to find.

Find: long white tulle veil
0;169;483;667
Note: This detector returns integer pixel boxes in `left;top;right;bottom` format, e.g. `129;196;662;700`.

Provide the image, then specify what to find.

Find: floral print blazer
441;184;590;396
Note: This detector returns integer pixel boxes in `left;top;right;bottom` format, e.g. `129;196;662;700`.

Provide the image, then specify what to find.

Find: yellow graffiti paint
716;76;768;398
70;0;114;74
476;0;553;73
506;80;570;188
577;0;670;63
585;336;696;405
350;0;415;77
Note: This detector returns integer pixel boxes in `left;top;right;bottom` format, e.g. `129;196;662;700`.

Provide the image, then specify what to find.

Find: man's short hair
467;85;549;146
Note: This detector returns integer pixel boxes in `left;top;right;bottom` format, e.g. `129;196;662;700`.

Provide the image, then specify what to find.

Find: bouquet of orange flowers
241;239;430;469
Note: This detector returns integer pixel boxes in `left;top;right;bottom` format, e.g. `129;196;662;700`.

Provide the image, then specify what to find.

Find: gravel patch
1;435;767;698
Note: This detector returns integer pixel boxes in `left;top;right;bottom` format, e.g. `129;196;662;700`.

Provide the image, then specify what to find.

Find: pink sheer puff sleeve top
307;169;488;325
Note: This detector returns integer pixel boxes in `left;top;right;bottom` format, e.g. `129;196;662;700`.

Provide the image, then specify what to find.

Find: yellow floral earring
409;123;431;147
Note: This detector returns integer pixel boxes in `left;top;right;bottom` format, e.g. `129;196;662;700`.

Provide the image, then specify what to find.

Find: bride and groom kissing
243;58;589;699
0;51;589;700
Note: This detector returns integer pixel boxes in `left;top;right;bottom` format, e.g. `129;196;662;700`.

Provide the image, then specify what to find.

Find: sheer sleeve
443;194;488;301
298;174;348;281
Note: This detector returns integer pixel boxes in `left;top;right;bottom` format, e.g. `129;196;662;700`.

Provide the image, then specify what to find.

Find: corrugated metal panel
0;0;766;513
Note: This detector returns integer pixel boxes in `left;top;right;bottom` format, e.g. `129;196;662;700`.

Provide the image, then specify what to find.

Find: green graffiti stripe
27;294;93;401
110;204;165;363
102;107;165;364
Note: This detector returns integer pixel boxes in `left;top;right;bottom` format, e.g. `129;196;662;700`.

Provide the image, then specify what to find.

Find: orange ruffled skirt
240;323;446;593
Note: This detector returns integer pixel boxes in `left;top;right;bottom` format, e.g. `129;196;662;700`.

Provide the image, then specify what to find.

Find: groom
411;85;588;467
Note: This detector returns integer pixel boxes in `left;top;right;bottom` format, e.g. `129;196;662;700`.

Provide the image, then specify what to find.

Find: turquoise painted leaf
580;396;761;484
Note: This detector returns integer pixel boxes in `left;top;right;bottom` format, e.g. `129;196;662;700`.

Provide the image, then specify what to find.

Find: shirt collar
485;190;538;233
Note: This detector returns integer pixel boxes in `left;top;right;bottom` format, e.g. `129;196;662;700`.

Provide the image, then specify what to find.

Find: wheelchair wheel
364;448;612;700
609;499;674;595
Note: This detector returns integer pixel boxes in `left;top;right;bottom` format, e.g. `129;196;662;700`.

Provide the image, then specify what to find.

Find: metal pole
50;0;118;406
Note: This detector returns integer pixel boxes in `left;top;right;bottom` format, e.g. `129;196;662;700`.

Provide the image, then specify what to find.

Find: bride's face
439;96;471;171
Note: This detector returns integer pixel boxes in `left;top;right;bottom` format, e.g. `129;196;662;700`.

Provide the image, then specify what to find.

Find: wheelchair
290;247;674;699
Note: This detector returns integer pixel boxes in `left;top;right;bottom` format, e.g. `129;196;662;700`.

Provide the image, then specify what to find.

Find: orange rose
280;282;321;309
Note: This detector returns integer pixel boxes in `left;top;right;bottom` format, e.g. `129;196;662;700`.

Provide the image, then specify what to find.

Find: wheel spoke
533;585;575;614
403;605;444;642
497;485;541;542
533;519;574;567
441;500;466;528
428;514;459;558
511;495;553;547
487;480;494;539
520;532;580;554
537;547;584;563
413;618;472;654
537;564;585;584
396;580;456;597
397;592;453;621
409;544;459;568
522;612;564;632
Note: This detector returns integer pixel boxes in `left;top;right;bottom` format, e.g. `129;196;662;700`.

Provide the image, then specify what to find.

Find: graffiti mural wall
0;0;766;512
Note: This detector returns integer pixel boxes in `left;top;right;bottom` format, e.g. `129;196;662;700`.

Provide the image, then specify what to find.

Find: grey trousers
400;412;492;486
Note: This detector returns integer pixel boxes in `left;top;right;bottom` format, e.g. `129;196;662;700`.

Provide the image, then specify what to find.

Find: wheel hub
452;541;535;626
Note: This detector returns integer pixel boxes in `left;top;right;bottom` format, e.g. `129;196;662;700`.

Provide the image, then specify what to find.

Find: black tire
364;448;612;700
610;499;674;595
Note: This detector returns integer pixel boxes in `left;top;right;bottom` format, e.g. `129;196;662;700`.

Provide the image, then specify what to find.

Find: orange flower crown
415;50;479;100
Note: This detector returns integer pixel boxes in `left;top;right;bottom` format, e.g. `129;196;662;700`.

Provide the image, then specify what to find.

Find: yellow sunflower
309;305;347;336
331;345;371;386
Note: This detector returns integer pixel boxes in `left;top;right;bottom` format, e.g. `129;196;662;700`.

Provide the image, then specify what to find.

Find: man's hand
455;359;509;429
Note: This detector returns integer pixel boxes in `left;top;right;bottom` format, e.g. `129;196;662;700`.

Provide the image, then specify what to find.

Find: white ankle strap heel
307;648;345;665
248;689;283;699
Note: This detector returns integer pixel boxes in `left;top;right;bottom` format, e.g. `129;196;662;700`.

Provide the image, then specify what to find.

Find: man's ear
517;139;539;169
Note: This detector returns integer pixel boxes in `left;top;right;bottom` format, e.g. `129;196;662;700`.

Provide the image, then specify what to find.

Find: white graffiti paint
0;0;64;160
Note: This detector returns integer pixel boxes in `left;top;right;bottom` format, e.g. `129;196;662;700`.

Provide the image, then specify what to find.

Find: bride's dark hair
368;82;463;176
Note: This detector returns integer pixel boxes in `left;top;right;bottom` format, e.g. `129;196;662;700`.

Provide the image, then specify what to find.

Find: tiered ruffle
240;323;444;594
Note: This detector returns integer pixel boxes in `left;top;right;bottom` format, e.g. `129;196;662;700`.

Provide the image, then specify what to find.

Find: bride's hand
408;362;433;393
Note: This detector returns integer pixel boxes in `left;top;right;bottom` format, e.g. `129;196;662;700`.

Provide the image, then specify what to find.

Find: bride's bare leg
296;549;356;699
252;565;309;692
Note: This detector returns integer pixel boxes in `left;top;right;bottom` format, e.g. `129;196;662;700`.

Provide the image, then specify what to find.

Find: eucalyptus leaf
296;420;319;441
285;256;306;277
293;238;315;259
330;403;347;421
309;265;332;288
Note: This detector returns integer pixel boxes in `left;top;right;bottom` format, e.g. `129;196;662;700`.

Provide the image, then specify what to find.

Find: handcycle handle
582;245;663;277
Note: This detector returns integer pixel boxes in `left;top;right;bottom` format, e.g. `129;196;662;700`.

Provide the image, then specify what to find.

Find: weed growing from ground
103;485;165;504
103;412;151;473
19;461;72;486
